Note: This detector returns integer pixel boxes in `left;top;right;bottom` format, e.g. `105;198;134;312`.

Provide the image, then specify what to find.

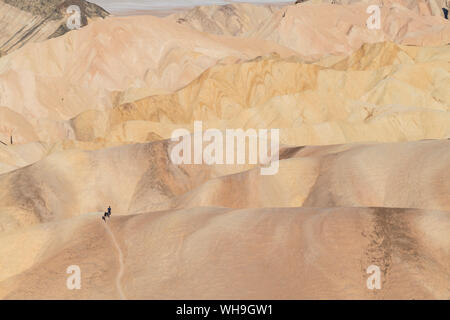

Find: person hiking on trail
101;207;112;222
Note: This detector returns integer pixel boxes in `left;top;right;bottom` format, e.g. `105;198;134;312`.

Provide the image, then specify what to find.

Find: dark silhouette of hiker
101;207;112;222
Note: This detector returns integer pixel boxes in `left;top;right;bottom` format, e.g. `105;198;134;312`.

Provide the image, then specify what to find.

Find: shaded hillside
0;0;108;56
167;3;281;37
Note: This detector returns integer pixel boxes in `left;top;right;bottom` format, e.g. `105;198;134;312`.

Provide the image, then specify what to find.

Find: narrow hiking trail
102;220;127;300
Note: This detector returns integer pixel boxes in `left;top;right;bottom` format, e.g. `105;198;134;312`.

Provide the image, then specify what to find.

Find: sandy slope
0;0;449;299
0;206;448;299
0;139;448;234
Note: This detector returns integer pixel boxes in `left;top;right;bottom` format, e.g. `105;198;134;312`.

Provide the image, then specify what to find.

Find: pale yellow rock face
77;42;449;148
0;0;449;299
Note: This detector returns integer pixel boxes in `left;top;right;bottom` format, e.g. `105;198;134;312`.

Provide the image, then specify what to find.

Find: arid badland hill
0;0;448;299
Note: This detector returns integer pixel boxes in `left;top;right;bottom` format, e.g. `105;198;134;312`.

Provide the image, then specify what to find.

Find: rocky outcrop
167;3;281;37
0;0;108;55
